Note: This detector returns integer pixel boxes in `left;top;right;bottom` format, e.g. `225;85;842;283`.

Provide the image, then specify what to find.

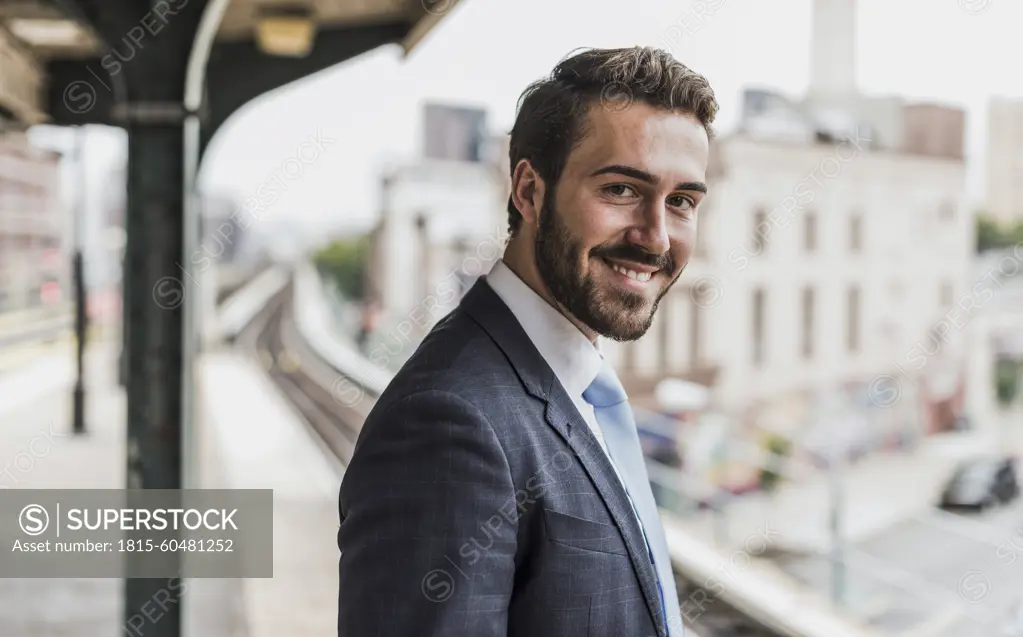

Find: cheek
671;225;697;258
572;199;623;241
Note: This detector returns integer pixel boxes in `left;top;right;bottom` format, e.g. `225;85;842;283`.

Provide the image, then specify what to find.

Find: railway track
238;284;376;466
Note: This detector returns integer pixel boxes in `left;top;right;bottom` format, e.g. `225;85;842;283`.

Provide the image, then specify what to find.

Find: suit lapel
544;388;667;636
461;277;667;636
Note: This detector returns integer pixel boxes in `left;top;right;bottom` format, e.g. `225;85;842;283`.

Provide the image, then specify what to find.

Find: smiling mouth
601;257;660;285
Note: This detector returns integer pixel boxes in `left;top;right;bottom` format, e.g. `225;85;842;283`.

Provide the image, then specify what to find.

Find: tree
313;234;371;301
759;433;791;493
976;214;1023;253
995;358;1022;407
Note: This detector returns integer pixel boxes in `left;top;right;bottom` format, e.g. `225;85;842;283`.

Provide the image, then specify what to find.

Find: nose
625;201;671;256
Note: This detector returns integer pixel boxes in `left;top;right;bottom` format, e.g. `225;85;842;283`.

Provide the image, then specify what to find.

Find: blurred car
939;456;1019;511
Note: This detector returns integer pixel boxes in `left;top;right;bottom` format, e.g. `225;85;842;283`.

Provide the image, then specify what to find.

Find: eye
668;194;696;212
604;183;638;198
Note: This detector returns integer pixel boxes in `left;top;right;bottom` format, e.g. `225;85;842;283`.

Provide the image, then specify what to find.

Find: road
775;498;1023;635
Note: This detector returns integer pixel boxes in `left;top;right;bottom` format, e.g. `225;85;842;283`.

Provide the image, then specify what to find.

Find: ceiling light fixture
7;18;87;48
256;5;316;58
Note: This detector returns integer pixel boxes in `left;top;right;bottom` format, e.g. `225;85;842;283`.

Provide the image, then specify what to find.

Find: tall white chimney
810;0;856;98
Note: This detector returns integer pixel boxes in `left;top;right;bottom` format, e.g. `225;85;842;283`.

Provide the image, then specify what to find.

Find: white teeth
608;261;652;282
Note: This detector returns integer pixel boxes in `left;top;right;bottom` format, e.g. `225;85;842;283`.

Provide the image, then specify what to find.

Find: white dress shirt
484;259;613;458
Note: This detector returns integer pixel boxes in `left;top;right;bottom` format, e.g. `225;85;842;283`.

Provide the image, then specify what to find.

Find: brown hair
506;46;718;237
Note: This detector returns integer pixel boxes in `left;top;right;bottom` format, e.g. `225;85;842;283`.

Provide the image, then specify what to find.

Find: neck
502;238;600;344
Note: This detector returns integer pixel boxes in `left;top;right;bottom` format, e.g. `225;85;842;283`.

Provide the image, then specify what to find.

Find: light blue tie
583;360;683;637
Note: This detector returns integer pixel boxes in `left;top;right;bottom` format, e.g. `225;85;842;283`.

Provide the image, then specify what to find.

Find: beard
533;192;683;341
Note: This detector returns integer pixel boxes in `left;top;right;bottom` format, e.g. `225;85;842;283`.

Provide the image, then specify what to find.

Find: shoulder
370;307;520;416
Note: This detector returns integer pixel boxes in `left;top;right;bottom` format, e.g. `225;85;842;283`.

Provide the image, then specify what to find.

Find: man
338;46;717;637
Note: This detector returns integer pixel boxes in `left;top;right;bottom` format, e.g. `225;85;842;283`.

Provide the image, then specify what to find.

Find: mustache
591;244;673;272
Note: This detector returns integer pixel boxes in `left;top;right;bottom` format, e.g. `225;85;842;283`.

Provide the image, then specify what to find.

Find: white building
368;103;510;341
0;132;65;312
986;97;1023;223
367;142;509;368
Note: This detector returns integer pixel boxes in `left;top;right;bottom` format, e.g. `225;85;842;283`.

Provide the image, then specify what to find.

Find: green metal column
123;116;187;637
124;120;186;486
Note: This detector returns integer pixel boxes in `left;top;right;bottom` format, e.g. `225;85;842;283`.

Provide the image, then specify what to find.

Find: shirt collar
485;259;604;399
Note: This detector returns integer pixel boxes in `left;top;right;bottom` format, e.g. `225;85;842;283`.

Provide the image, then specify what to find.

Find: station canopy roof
0;0;454;125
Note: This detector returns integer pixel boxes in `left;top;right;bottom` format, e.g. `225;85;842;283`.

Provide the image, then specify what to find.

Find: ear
510;159;546;228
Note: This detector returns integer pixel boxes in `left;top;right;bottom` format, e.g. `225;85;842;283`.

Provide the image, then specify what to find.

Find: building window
801;286;815;359
804;211;817;253
751;208;768;254
941;282;954;308
752;288;765;366
850;213;863;252
847;285;861;353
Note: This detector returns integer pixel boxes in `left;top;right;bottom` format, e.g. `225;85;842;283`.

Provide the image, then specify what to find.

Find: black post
71;125;87;435
72;250;86;434
122;122;187;637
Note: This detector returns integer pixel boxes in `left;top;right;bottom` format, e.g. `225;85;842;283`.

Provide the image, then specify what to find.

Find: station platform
0;303;71;333
0;331;72;377
0;335;339;637
0;338;126;636
197;349;341;637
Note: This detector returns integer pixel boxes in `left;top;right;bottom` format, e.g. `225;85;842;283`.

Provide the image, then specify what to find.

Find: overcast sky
51;0;1023;242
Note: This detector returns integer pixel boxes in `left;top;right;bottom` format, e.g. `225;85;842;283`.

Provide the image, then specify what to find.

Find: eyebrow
589;164;708;194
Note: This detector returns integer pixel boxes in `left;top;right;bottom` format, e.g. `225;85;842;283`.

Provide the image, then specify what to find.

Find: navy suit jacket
338;277;670;637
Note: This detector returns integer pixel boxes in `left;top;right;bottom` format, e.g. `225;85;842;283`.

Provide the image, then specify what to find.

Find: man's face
534;101;710;341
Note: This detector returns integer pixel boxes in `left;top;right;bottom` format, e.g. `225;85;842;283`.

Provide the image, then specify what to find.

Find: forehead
566;101;710;184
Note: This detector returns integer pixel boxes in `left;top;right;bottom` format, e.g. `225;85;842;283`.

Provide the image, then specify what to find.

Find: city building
421;102;490;163
901;103;965;160
0;131;66;312
95;161;125;292
24;125;127;324
200;192;251;266
986;97;1023;223
808;0;856;102
365;103;508;365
